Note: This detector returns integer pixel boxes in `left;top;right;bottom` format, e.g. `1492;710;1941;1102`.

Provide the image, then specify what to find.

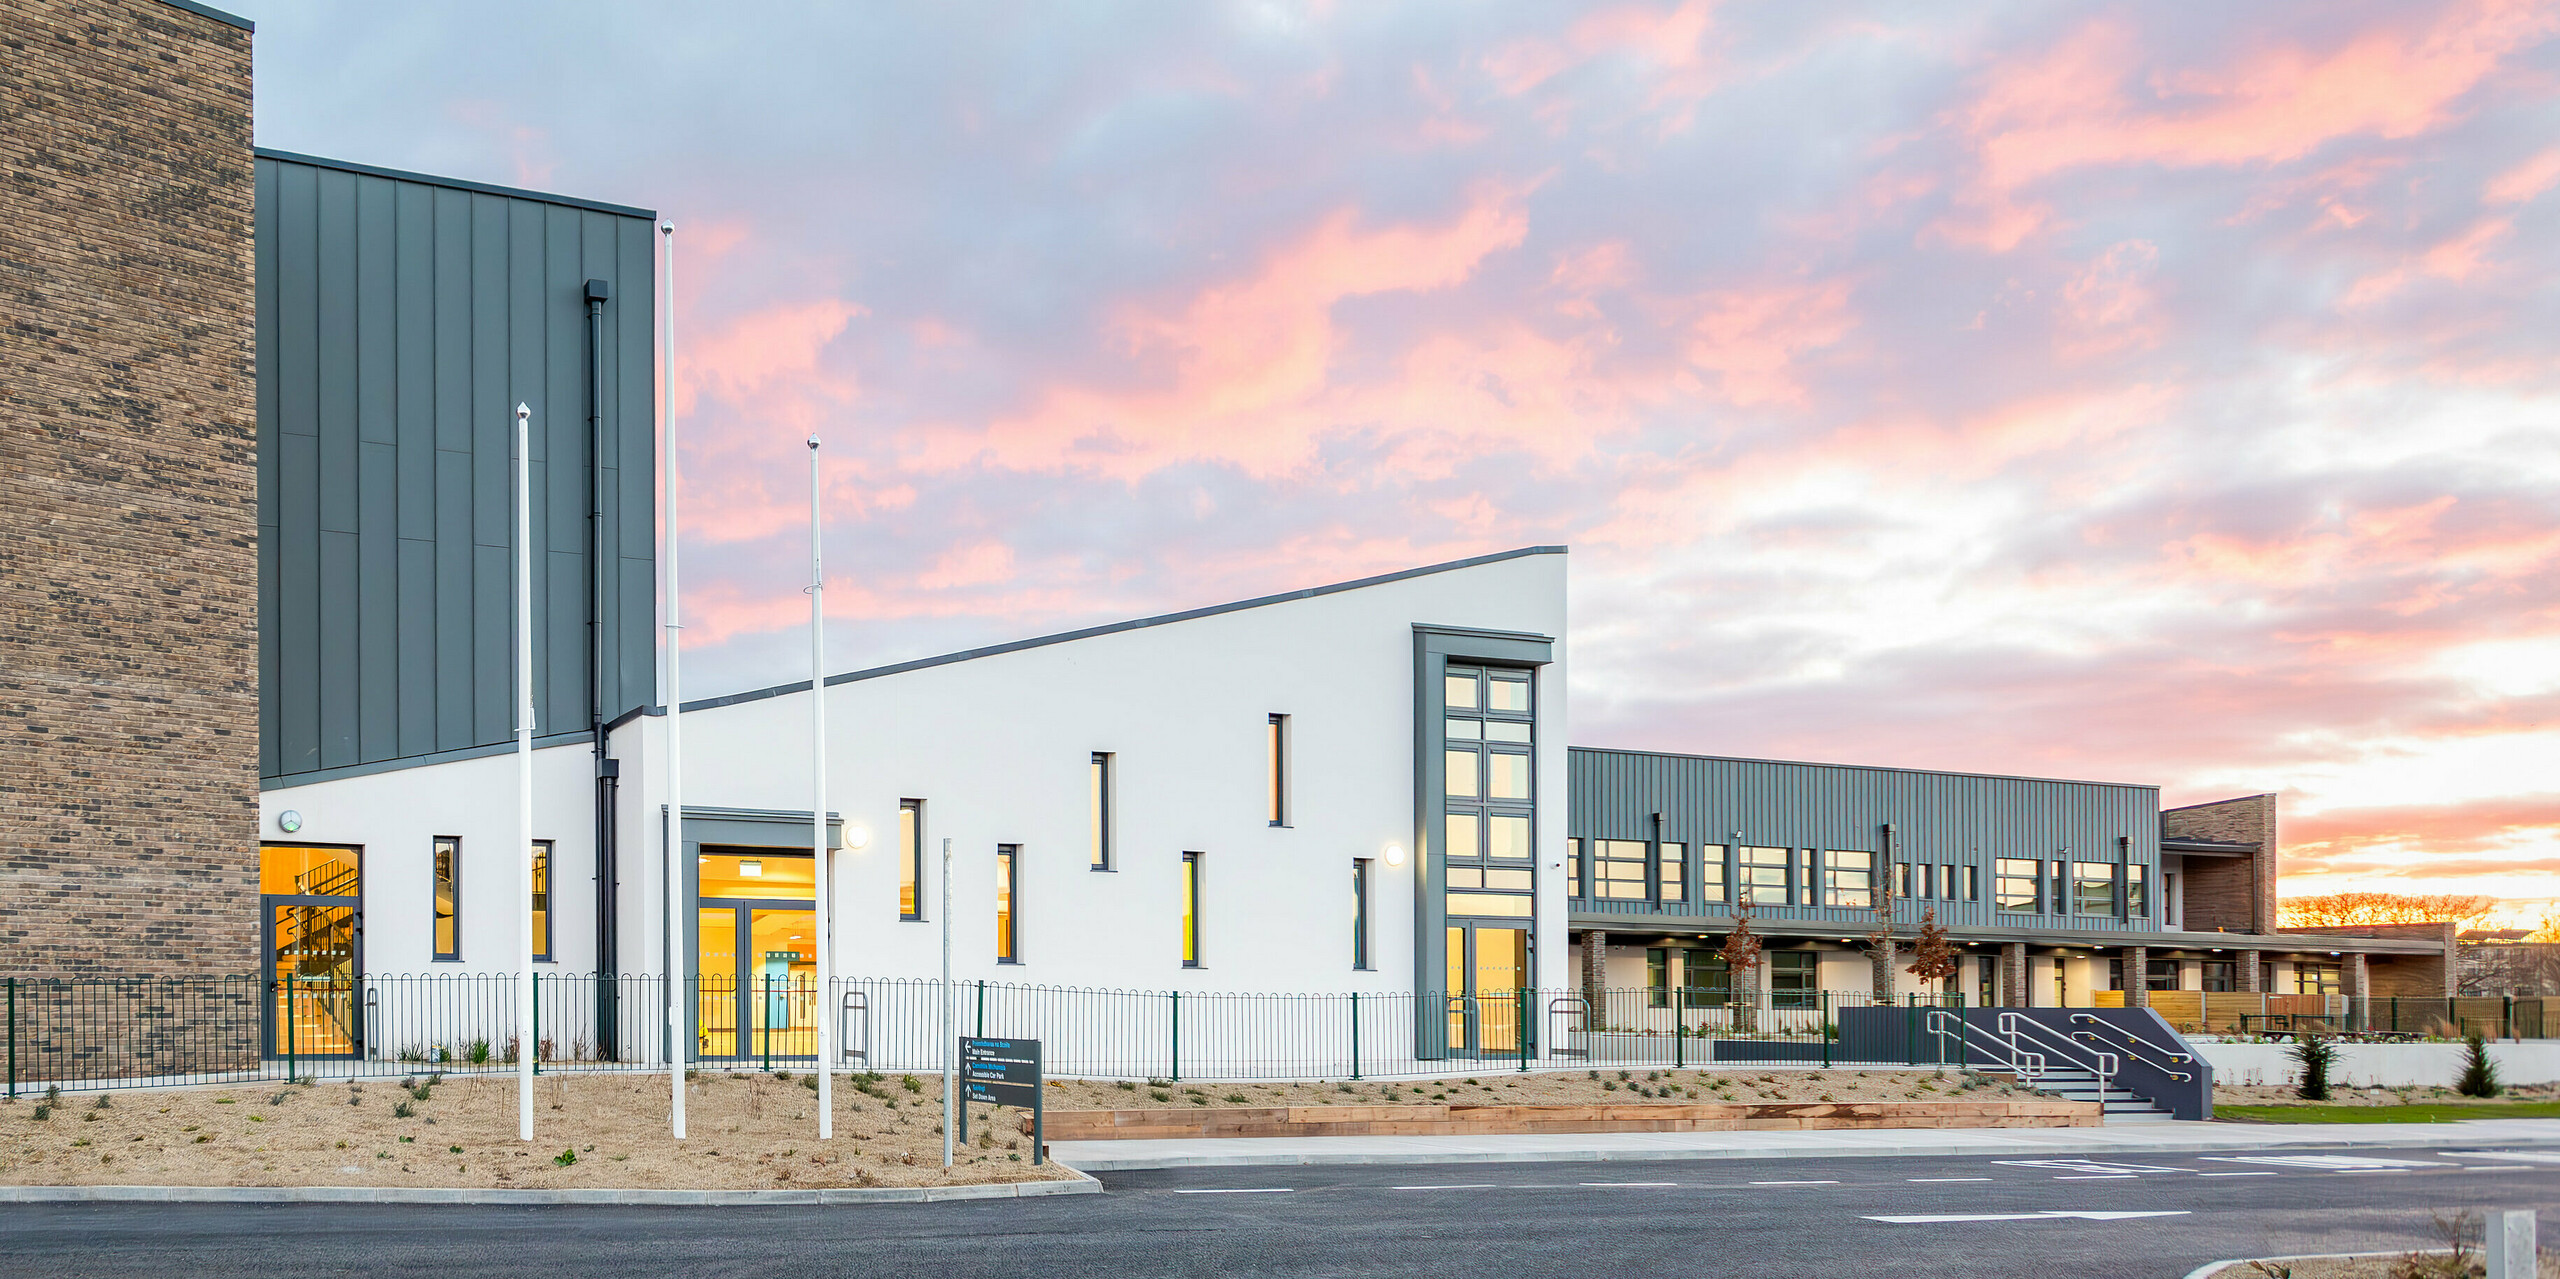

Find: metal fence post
760;973;771;1073
1341;987;1361;1079
286;971;297;1085
6;976;15;1099
1170;990;1181;1083
533;972;543;1077
1674;989;1685;1070
1519;986;1531;1073
1821;990;1832;1068
974;980;985;1037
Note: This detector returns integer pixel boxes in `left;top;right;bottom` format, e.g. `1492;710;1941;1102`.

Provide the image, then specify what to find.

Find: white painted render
263;550;1570;1001
2197;1040;2560;1088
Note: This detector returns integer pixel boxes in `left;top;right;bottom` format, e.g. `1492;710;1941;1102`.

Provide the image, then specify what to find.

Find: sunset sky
229;1;2560;920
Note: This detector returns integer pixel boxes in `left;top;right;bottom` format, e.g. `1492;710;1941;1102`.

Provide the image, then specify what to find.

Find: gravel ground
0;1071;1066;1190
1039;1067;2028;1110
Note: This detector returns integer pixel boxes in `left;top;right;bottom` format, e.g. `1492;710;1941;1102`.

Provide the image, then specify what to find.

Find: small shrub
1224;1093;1248;1104
92;1095;111;1110
467;1039;491;1065
393;1101;415;1119
1117;1080;1138;1091
901;1074;923;1093
31;1105;50;1121
553;1148;578;1167
800;1075;818;1093
2454;1033;2501;1098
449;1145;464;1154
2290;1035;2336;1102
1150;1090;1171;1102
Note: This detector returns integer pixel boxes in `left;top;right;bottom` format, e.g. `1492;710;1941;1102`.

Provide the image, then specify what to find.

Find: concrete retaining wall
2196;1041;2560;1088
1037;1099;2098;1140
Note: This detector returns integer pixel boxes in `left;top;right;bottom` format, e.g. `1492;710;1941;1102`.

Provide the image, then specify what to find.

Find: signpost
956;1037;1043;1165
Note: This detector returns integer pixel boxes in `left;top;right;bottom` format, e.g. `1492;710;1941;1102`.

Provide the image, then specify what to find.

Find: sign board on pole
958;1037;1044;1164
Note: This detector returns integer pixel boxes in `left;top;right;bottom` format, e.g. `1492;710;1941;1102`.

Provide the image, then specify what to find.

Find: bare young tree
2278;892;2498;928
1865;859;1899;1000
1906;907;1959;998
1720;897;1764;1031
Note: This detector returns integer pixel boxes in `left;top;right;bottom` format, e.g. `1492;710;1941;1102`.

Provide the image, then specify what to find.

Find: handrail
1998;1012;2118;1100
2067;1013;2194;1082
1926;1010;2046;1080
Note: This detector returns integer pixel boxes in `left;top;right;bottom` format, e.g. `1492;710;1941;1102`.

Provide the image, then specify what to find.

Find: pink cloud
2484;145;2560;203
1935;0;2558;250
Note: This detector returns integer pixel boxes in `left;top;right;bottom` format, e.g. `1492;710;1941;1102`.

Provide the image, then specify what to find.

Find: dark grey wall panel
257;152;657;782
1568;747;2162;935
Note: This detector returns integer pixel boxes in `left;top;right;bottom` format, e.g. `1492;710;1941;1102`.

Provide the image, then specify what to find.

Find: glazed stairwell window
1739;845;1790;906
995;845;1020;964
1656;842;1687;904
1266;716;1289;826
2073;862;2117;917
1090;754;1114;870
431;837;460;962
1181;852;1203;968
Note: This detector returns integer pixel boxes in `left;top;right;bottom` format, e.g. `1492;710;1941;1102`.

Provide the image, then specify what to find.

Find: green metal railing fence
0;974;2546;1096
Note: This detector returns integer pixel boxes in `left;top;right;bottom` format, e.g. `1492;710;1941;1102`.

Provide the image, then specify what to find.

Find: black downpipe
584;277;619;1058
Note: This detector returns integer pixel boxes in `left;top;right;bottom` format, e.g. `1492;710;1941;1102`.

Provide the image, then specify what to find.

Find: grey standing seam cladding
1566;748;2161;934
256;151;658;782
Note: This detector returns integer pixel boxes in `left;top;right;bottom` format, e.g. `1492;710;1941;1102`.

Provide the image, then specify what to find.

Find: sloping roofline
255;148;657;220
159;0;251;31
682;545;1568;714
1566;744;2160;795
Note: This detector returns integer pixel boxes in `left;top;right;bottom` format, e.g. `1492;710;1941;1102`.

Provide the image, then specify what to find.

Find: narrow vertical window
1964;864;1981;902
2126;863;2149;918
994;845;1019;963
1656;841;1686;904
529;839;553;963
2050;859;2068;914
1893;861;1910;902
1266;714;1289;826
1090;754;1113;870
1794;848;1814;906
1565;838;1584;898
1351;859;1371;970
431;837;461;962
1941;864;1958;900
1181;852;1203;967
898;800;924;921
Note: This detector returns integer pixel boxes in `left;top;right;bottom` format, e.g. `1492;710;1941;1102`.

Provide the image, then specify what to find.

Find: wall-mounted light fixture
1383;842;1406;868
844;825;872;851
276;810;303;834
738;860;763;877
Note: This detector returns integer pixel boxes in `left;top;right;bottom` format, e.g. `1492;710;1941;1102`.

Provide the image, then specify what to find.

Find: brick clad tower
0;0;258;973
2164;792;2279;935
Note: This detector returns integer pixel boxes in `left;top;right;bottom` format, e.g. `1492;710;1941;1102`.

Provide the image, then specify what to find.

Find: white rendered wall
680;551;1569;997
2198;1041;2560;1088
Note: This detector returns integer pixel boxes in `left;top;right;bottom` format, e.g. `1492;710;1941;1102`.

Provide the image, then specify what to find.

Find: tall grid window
1090;754;1113;870
1647;946;1672;1007
1567;838;1585;897
1699;844;1728;903
1594;839;1649;899
530;839;552;963
1181;852;1202;967
1995;858;2040;912
1266;715;1288;826
1770;951;1818;1009
995;845;1019;964
2073;862;2117;916
1656;841;1686;904
1823;849;1874;908
1442;665;1535;926
1680;949;1730;1007
2050;860;2069;913
1795;848;1814;905
899;800;924;921
1351;859;1371;970
431;837;460;962
1739;845;1790;906
2125;864;2149;918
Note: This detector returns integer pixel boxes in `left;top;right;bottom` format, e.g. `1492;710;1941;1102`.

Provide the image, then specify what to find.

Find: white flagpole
659;221;686;1141
940;836;953;1168
808;436;833;1140
515;402;536;1144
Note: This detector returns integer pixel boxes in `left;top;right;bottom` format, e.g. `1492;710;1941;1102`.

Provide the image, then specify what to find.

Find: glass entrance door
260;844;363;1060
693;849;818;1063
1444;924;1530;1055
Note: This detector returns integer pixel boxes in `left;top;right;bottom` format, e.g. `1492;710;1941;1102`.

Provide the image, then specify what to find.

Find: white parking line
1580;1182;1678;1187
2461;1166;2535;1172
1908;1177;1994;1183
1174;1188;1293;1195
2055;1175;2139;1180
1391;1184;1497;1191
2196;1172;2277;1178
1868;1210;2189;1225
1752;1180;1840;1186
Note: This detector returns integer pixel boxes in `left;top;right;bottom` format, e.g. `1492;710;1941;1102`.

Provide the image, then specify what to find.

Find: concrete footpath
1049;1117;2560;1171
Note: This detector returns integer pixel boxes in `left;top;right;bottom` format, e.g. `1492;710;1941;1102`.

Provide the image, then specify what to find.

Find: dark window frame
431;836;461;962
1090;754;1114;871
995;844;1020;964
1181;851;1204;968
899;799;925;921
530;838;554;964
1266;714;1289;827
1351;858;1372;970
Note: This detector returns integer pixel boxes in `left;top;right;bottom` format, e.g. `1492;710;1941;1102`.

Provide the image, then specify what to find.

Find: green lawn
2216;1101;2560;1124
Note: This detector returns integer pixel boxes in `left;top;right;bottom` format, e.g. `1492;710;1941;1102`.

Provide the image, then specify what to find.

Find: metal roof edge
1565;744;2161;795
254;148;658;219
156;0;252;32
682;545;1569;715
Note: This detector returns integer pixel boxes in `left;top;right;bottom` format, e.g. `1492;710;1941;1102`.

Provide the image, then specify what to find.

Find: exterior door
692;849;818;1063
260;844;363;1060
1444;924;1531;1055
